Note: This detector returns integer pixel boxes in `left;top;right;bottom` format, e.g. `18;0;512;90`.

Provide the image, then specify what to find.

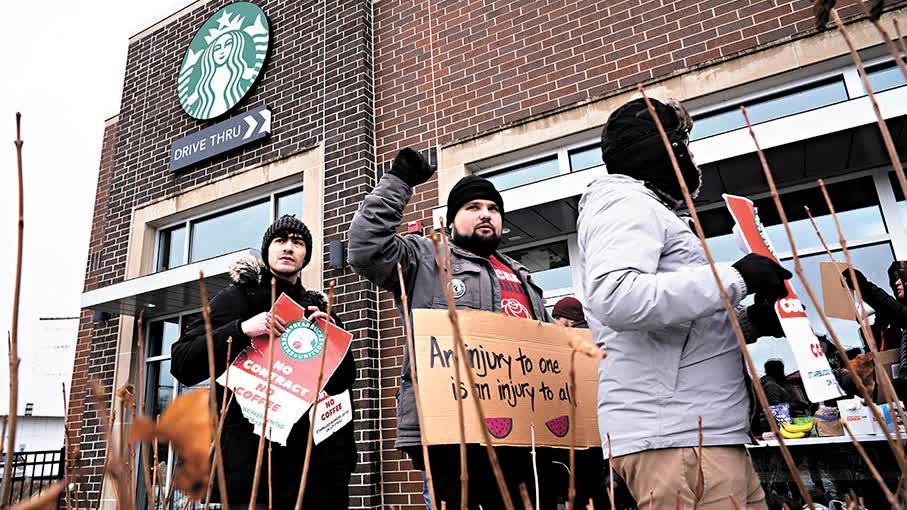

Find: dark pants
405;444;559;509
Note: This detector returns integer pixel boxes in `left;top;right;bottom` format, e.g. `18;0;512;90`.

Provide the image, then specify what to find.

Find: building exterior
72;0;907;508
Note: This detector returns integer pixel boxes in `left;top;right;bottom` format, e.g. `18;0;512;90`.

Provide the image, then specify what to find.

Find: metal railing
0;448;64;506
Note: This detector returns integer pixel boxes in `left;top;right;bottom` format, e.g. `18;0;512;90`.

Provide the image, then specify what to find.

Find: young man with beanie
349;148;553;508
552;296;587;328
171;214;357;508
576;98;791;509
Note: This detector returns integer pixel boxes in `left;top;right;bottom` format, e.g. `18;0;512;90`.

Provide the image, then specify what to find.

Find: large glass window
866;59;907;94
485;155;559;191
690;79;849;140
156;187;302;271
700;177;895;370
503;240;572;294
568;145;603;172
141;313;204;510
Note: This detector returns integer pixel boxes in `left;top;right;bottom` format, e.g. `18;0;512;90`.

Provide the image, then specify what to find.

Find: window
503;240;572;295
690;78;849;141
866;59;907;94
699;177;896;370
568;145;603;172
156;186;302;271
141;312;204;509
484;155;559;191
24;403;33;416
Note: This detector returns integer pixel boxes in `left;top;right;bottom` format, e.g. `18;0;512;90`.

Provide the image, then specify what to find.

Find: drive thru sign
723;194;844;403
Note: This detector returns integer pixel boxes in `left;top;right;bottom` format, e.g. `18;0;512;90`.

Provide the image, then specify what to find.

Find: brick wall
370;1;904;507
69;0;382;507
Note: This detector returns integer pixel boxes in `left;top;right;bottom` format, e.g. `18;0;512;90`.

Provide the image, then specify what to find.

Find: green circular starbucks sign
177;2;270;120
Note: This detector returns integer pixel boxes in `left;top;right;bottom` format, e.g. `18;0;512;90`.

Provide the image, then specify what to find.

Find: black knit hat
446;175;505;227
260;215;313;270
600;98;700;204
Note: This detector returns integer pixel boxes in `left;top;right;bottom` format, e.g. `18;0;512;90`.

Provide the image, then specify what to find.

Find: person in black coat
171;215;357;508
843;263;907;399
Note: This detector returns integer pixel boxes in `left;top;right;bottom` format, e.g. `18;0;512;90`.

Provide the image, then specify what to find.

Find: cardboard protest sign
820;262;856;320
412;309;601;448
216;293;353;445
724;194;844;402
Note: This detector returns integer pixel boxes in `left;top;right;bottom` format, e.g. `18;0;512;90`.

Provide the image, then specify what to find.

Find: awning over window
81;249;254;319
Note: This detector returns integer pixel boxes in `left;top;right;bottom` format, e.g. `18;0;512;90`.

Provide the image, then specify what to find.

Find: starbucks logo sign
178;2;270;120
280;321;325;361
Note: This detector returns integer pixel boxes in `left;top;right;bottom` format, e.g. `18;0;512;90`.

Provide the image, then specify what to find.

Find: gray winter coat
576;174;755;458
349;173;551;448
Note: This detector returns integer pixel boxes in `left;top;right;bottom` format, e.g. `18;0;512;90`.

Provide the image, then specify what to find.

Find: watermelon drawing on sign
546;415;569;437
485;417;513;439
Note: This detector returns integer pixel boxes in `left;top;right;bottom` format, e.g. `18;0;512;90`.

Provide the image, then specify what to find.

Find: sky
0;0;195;415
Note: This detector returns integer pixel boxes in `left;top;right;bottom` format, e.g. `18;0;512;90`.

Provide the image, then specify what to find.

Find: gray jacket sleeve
348;173;426;293
578;194;748;332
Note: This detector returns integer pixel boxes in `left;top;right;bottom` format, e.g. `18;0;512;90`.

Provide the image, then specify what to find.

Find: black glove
841;268;868;292
732;253;792;301
746;294;784;340
388;147;435;187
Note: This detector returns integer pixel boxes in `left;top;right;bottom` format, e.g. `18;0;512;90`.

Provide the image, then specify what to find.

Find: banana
779;425;806;439
782;421;814;433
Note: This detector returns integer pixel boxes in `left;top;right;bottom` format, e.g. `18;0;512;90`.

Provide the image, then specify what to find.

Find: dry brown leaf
9;481;65;510
157;389;212;499
813;0;837;29
869;0;885;21
853;352;876;397
126;389;212;500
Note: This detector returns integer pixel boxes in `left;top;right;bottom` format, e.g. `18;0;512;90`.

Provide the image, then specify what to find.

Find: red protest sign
216;293;353;444
723;194;843;402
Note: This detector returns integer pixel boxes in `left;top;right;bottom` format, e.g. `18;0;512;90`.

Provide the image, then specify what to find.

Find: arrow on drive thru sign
243;108;271;140
723;194;844;403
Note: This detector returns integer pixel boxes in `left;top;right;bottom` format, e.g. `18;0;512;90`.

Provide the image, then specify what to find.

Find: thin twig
1;112;25;506
694;416;703;507
742;105;904;503
249;278;277;509
803;204;907;473
150;427;159;510
161;470;178;510
636;87;815;509
90;383;133;510
295;281;336;510
519;483;534;510
860;3;907;81
199;272;229;509
136;315;153;508
530;424;539;510
833;10;907;223
568;349;577;510
894;19;907;57
267;429;273;510
842;419;897;506
205;337;234;508
428;231;470;510
729;495;741;510
395;263;438;510
675;493;681;510
62;383;72;510
607;433;615;510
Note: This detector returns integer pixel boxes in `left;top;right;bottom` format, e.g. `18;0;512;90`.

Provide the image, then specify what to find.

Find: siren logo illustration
280;321;325;361
178;2;269;120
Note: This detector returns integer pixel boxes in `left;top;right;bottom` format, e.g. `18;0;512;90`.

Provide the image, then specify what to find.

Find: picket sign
723;194;844;402
216;293;353;445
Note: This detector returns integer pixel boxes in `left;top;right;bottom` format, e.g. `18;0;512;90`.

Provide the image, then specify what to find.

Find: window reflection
277;189;304;218
504;241;572;293
691;79;848;140
485;156;559;191
189;200;270;262
866;60;907;94
157;226;186;271
568;145;603;172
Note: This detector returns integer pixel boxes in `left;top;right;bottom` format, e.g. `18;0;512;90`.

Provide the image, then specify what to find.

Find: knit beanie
446;175;505;227
552;296;585;322
600;98;700;205
260;214;313;270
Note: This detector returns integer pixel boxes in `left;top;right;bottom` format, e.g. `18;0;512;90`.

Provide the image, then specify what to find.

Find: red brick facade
73;0;906;508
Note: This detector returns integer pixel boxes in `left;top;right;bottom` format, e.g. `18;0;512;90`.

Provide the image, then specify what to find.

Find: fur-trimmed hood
228;253;327;306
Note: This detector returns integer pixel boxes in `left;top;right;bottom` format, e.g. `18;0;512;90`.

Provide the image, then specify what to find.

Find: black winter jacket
170;256;357;508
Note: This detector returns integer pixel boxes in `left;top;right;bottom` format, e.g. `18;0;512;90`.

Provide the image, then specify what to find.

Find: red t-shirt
489;256;535;320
